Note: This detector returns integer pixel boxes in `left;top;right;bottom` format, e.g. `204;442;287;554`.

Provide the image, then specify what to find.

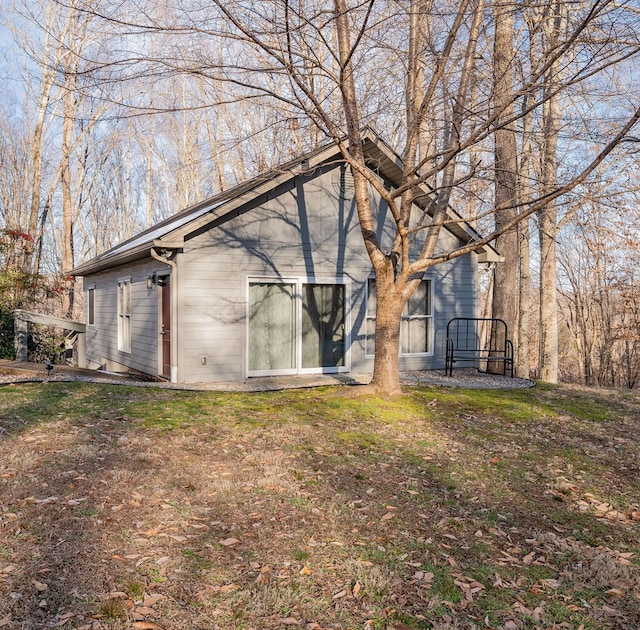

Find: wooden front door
161;277;171;378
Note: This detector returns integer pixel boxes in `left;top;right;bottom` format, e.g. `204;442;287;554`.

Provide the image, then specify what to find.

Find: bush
0;307;15;359
28;324;65;364
0;308;65;363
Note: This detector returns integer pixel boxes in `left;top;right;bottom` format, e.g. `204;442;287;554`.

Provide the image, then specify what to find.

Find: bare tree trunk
491;0;519;368
61;69;76;318
538;2;563;383
334;0;405;393
538;206;558;382
197;73;228;193
145;126;154;229
517;81;535;379
14;2;59;276
371;272;405;394
517;218;530;378
27;83;52;275
407;0;429;166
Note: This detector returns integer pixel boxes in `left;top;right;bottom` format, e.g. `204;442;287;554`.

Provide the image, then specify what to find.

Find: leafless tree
491;0;519;367
559;181;640;388
49;0;640;392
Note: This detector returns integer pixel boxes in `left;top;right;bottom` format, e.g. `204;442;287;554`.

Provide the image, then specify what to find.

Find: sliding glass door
301;283;345;369
248;279;347;376
248;282;297;373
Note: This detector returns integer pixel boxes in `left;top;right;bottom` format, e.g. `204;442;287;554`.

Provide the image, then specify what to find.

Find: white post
76;332;87;368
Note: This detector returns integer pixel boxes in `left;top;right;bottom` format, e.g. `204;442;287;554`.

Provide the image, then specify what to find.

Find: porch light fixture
146;273;156;290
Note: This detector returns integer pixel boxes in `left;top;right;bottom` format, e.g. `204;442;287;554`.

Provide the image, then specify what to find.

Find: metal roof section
106;204;216;259
70;203;224;275
70;129;501;276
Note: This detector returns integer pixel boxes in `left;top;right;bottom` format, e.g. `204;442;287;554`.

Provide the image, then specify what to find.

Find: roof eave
476;249;503;263
69;243;153;276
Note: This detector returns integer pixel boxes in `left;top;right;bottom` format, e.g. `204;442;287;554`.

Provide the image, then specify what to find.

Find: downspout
151;246;178;383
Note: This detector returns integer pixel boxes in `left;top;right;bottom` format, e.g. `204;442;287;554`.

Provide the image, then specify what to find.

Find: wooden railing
13;309;86;367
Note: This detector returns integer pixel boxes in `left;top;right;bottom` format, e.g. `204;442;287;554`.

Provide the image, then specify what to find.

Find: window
87;286;95;326
401;280;432;354
366;278;433;356
117;278;131;353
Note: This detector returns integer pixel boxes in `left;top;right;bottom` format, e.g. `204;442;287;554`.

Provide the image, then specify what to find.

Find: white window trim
246;275;351;377
87;283;96;327
366;277;435;357
117;276;132;354
400;278;434;357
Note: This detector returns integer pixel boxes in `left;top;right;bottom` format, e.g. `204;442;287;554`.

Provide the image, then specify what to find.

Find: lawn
0;381;638;629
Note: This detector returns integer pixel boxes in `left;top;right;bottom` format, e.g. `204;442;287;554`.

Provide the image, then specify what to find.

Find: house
70;130;500;383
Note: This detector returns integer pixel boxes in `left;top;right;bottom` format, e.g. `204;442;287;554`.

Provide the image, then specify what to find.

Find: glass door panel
249;282;296;372
301;283;345;369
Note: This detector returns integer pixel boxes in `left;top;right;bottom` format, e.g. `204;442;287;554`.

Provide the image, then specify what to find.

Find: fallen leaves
453;574;485;604
216;583;240;594
411;570;434;584
549;484;640;525
332;587;348;600
141;594;165;607
539;578;562;590
254;566;272;584
50;612;75;627
605;587;627;600
1;384;638;630
512;599;544;622
277;617;300;625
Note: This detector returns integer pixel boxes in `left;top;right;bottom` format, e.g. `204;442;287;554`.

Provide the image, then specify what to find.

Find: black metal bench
445;317;514;377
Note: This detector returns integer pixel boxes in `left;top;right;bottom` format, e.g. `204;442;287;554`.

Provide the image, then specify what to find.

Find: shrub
0;307;15;359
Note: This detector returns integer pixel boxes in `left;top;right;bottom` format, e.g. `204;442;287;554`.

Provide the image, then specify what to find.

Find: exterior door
248;281;297;374
248;279;346;376
301;283;345;370
161;277;171;378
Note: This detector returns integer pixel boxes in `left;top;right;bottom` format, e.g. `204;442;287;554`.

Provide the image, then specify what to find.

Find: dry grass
0;381;638;629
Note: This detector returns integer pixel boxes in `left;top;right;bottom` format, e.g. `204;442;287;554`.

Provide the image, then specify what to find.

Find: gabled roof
70;129;500;276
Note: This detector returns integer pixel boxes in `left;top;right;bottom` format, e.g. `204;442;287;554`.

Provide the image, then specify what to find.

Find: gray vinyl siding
175;164;480;382
83;260;164;376
176;168;367;382
82;161;481;383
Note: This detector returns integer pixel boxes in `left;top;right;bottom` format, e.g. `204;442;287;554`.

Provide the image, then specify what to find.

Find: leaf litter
0;382;638;629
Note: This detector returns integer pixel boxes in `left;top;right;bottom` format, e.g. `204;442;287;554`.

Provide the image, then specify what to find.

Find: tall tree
50;0;640;391
491;0;519;365
2;0;61;279
537;0;564;383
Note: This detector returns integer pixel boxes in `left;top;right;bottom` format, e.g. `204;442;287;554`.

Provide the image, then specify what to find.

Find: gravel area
0;362;534;390
402;368;535;389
